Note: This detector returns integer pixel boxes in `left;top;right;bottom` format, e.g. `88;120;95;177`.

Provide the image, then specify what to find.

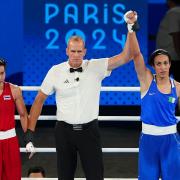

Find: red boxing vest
0;82;15;130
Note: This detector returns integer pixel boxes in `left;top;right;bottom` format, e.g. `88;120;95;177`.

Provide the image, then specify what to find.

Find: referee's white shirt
40;58;111;124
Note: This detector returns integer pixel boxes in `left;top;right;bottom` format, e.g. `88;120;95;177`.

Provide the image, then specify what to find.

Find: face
153;54;171;78
29;172;44;178
0;65;5;84
66;40;86;68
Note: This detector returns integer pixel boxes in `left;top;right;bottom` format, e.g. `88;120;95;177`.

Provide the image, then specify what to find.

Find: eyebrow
70;50;83;52
155;61;169;64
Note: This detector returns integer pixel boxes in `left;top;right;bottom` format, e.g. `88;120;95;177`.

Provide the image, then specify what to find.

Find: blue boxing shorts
138;132;180;180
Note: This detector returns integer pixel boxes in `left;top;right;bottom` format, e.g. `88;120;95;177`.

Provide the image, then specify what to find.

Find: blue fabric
139;77;180;179
141;77;178;126
138;133;180;180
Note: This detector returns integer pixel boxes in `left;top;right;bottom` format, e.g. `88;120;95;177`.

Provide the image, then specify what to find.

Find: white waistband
0;128;16;140
142;122;177;135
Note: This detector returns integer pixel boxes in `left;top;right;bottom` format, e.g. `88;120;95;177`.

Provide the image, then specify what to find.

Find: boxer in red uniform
0;58;28;180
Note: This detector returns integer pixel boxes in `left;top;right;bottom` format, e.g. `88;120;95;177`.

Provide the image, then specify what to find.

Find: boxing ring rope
22;178;137;180
20;147;139;153
20;86;140;91
15;115;180;121
22;178;163;180
16;115;141;121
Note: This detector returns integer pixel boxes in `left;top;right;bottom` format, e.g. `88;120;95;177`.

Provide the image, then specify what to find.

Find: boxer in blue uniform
124;11;180;180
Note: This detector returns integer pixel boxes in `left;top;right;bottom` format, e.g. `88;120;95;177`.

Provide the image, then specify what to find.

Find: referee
25;34;132;180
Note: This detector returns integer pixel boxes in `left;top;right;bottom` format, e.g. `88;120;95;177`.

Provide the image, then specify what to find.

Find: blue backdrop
1;0;167;106
23;0;147;105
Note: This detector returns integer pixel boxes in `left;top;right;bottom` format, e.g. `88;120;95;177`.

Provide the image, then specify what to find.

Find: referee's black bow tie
69;67;83;73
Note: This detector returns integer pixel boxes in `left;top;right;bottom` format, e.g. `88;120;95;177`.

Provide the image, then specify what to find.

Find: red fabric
0;82;21;179
0;137;21;180
0;82;15;131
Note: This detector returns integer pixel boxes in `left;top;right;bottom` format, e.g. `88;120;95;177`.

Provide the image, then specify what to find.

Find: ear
83;48;87;56
66;48;68;56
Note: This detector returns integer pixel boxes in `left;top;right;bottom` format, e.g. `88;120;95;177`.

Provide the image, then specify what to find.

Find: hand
26;142;36;159
124;10;139;33
24;129;35;158
124;10;137;24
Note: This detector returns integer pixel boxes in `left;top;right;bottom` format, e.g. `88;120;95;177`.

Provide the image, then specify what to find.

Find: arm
25;68;53;158
130;32;153;92
25;90;47;159
129;32;149;81
125;11;153;92
11;85;28;132
107;32;133;71
28;90;48;131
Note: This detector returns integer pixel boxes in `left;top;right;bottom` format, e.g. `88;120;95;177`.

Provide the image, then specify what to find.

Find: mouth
71;59;82;63
73;58;81;61
160;71;166;75
69;59;82;67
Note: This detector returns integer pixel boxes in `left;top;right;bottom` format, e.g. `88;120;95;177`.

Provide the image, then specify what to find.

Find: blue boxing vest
141;76;178;126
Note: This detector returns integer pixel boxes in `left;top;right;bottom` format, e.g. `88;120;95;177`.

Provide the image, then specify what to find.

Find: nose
74;51;80;56
163;64;168;69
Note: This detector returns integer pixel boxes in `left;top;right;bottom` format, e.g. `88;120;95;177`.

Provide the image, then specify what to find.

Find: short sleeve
89;58;111;79
40;67;55;95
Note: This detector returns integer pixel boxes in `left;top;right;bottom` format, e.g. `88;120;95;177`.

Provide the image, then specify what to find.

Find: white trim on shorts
142;122;177;135
0;128;16;140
